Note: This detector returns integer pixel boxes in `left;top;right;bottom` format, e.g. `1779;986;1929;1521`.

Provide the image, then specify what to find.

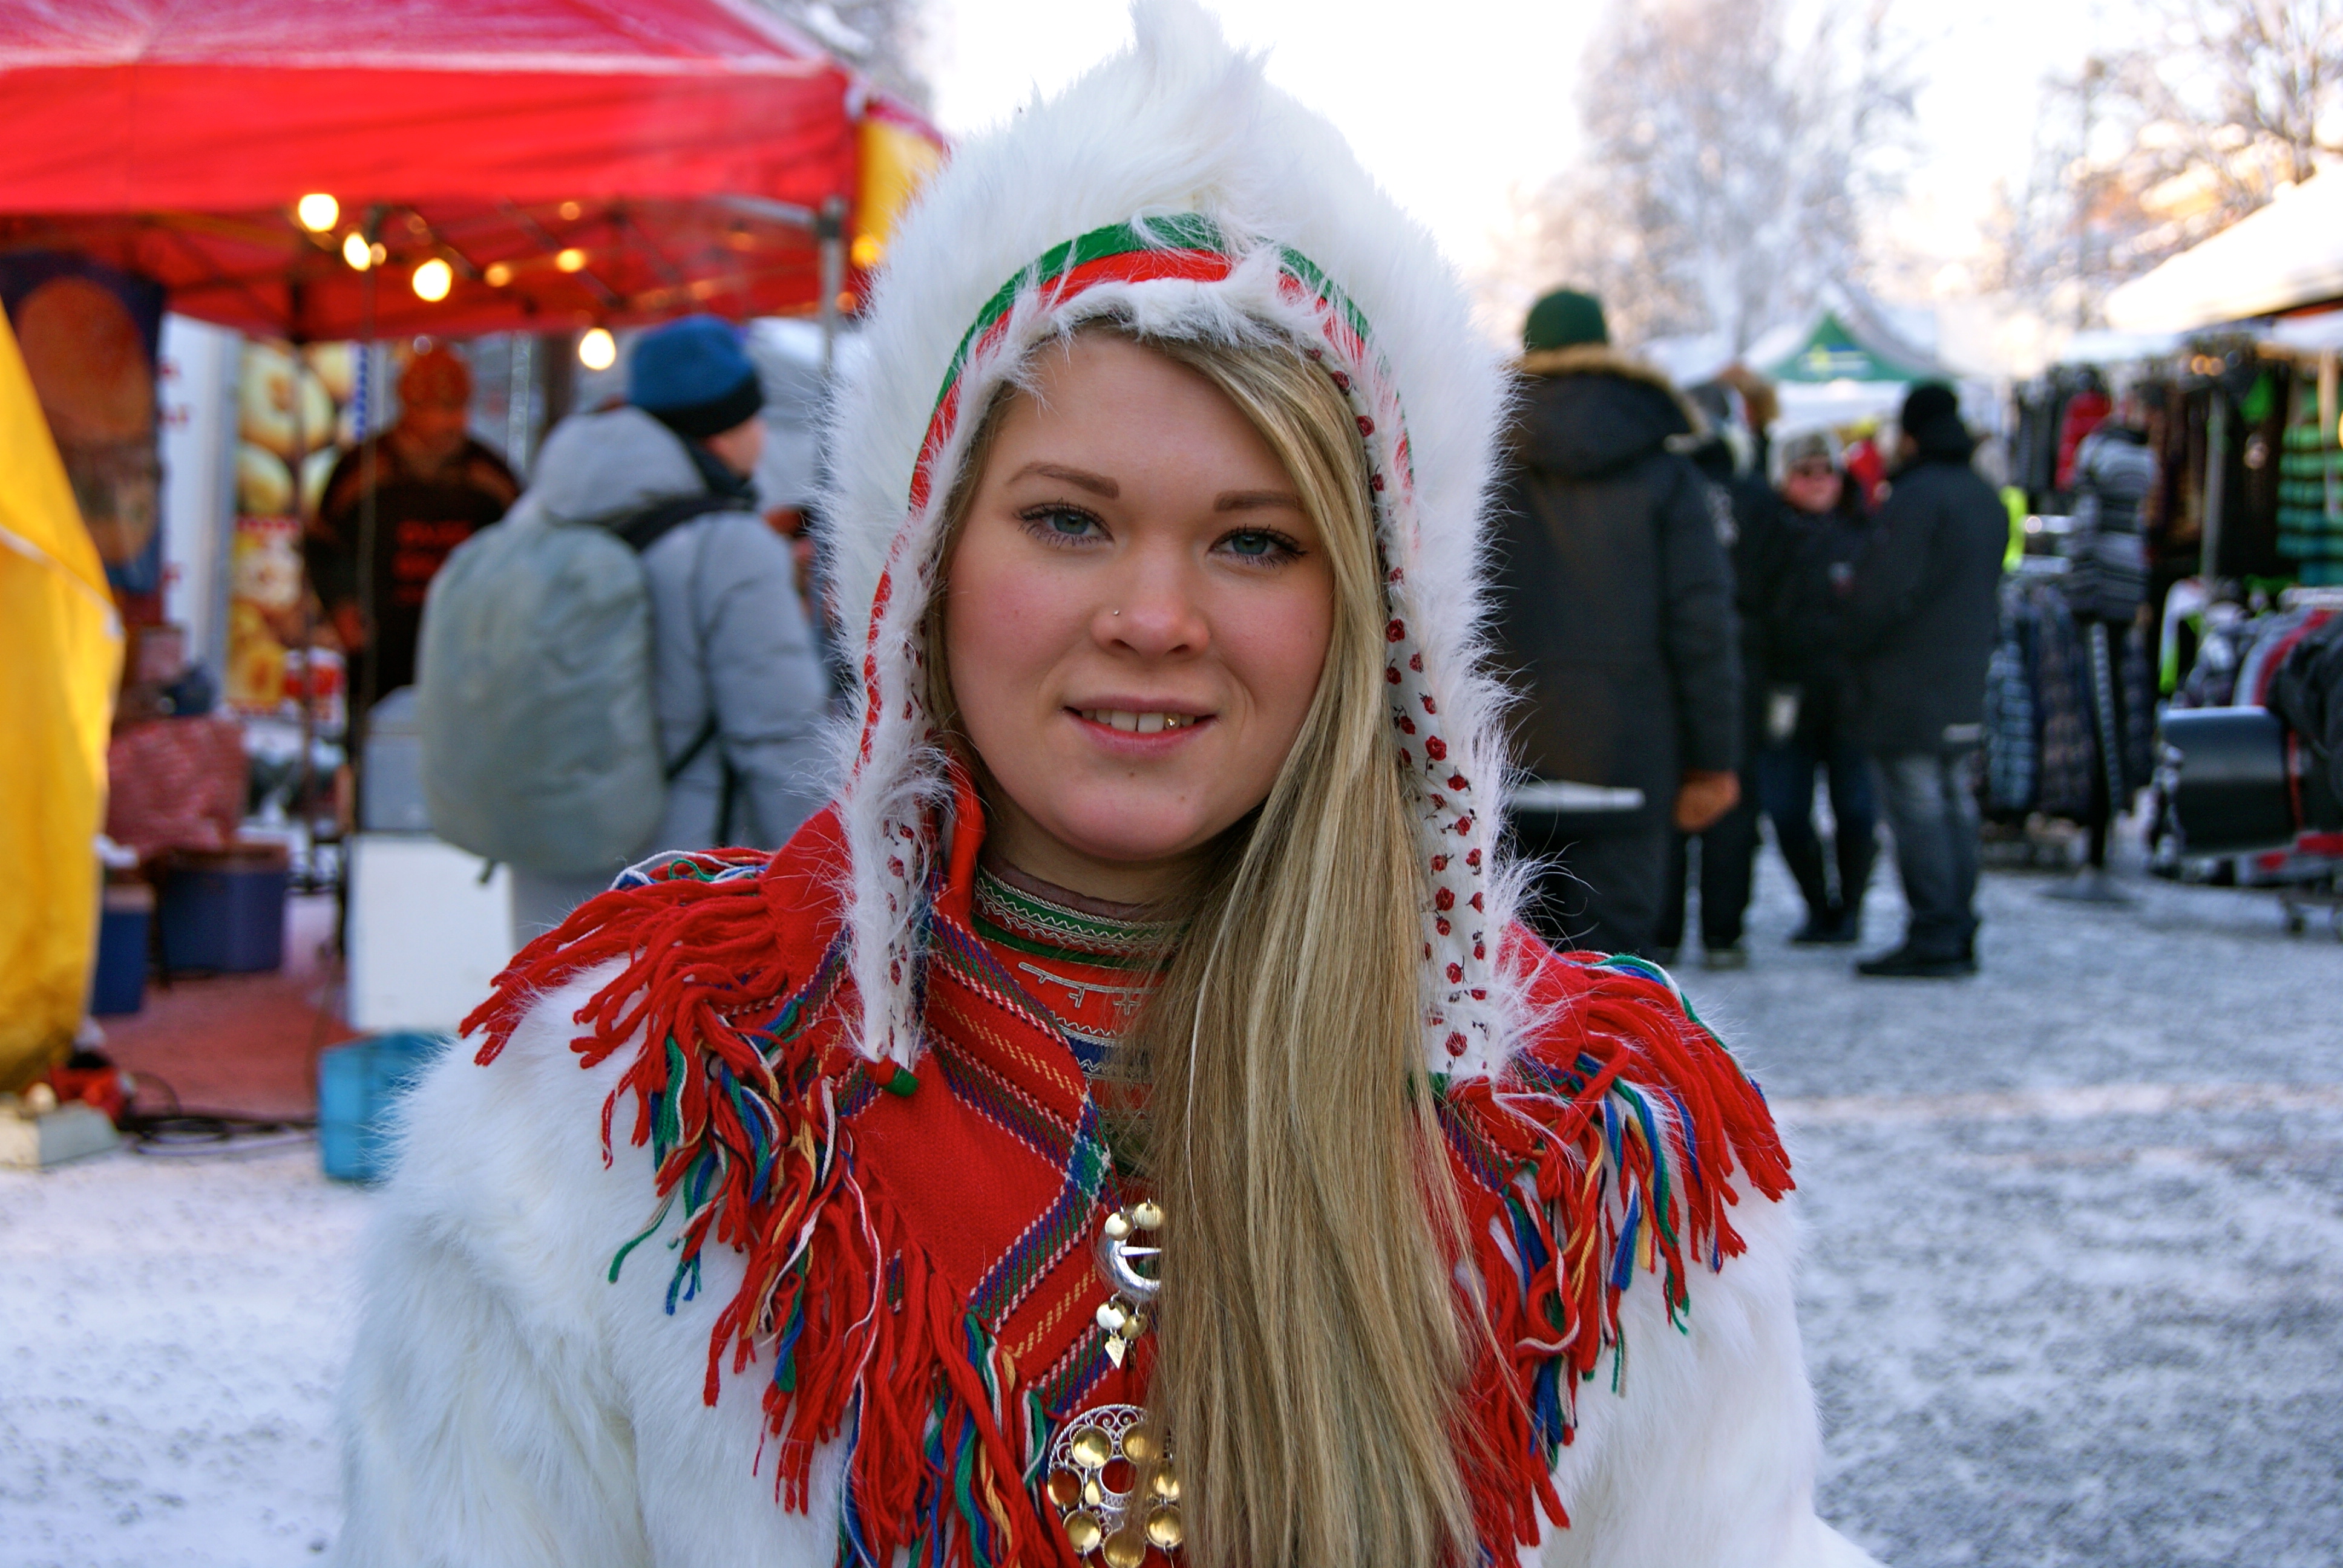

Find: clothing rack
1981;572;2152;841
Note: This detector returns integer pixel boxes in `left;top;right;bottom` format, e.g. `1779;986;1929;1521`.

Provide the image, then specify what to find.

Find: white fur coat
336;988;1878;1567
335;5;1881;1564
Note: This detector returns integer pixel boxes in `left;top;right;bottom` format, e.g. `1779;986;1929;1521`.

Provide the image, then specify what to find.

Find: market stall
0;0;942;338
2104;172;2343;336
0;0;942;1101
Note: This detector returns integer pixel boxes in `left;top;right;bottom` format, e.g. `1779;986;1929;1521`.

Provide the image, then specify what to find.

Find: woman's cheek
949;550;1081;728
1225;579;1334;738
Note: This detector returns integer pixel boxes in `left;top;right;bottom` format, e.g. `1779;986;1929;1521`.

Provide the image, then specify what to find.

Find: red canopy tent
0;0;942;340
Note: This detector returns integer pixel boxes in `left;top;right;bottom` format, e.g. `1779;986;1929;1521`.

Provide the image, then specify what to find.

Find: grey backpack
416;494;729;877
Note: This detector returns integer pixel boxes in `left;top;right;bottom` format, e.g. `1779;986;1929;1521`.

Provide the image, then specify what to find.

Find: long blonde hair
934;327;1473;1568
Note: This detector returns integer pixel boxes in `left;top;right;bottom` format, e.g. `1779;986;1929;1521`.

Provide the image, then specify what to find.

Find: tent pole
2201;387;2227;602
817;196;847;385
287;275;316;884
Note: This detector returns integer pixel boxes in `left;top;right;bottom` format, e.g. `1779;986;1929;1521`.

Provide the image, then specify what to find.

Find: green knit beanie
1523;289;1608;353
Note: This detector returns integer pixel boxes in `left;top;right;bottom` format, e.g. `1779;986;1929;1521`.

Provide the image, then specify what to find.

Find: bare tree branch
744;0;933;111
1987;1;2341;325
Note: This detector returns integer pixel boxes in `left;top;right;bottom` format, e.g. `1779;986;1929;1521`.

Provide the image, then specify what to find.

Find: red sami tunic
465;804;1788;1567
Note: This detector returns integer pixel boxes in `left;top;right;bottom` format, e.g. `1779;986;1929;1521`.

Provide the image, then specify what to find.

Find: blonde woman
336;7;1878;1566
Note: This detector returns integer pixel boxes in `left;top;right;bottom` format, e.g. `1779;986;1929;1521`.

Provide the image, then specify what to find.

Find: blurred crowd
1492;287;2023;980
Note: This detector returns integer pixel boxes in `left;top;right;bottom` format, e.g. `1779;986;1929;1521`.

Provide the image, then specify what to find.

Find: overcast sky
921;0;2133;322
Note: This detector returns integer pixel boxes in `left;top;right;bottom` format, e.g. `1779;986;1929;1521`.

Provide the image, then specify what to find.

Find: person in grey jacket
1842;382;2007;978
506;318;830;937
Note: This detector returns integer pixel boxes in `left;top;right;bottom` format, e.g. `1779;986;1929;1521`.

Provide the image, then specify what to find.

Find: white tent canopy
2105;172;2343;333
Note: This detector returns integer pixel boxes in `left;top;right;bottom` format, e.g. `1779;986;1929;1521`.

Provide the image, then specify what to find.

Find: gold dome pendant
1046;1404;1182;1561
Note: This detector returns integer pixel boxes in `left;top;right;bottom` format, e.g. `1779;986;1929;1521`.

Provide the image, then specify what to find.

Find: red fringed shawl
463;807;1791;1566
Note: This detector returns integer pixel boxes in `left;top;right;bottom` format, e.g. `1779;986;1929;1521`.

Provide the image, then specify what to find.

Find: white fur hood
816;0;1520;1077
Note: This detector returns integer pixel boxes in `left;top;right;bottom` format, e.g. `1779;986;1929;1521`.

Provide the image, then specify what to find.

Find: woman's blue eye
1217;528;1299;563
1024;506;1100;540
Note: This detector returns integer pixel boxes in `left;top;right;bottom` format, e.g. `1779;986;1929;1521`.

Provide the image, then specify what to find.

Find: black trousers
1507;809;1672;958
1652;785;1759;952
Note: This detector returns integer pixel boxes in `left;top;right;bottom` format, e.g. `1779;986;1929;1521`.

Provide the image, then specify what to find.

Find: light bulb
577;327;617;371
411;258;454;302
342;232;373;270
296;194;339;233
483;262;513;288
555;248;587;273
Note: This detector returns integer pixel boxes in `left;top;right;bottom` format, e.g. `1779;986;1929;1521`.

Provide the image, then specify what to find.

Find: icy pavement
1676;853;2343;1568
2;854;2338;1567
0;1148;367;1567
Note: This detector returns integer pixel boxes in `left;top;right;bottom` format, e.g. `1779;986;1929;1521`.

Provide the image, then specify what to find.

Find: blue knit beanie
628;316;765;439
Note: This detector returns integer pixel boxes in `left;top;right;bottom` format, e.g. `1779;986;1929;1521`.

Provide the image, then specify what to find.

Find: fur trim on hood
818;0;1519;1077
1516;343;1708;437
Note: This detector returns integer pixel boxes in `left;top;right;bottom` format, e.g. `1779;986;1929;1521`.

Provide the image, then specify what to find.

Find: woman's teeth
1081;710;1198;734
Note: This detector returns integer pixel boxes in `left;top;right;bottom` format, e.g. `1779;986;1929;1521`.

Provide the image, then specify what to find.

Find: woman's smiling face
942;333;1336;903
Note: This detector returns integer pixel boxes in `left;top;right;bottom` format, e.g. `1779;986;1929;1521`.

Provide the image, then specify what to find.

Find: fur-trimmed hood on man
815;0;1522;1076
1514;343;1708;481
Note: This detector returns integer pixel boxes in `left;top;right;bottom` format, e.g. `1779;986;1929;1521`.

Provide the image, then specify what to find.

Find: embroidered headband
837;214;1510;1076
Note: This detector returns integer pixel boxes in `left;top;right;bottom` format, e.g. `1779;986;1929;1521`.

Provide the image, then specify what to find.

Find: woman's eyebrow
1006;460;1119;497
1215;489;1303;512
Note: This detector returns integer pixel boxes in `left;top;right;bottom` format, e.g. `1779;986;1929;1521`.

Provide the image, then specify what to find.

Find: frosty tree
1985;0;2342;324
1501;0;1915;350
749;0;932;108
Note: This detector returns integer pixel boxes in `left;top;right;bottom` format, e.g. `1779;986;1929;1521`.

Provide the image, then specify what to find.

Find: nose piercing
1111;609;1121;616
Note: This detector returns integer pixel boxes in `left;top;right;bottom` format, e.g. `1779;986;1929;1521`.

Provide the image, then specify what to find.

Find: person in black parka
1754;429;1880;946
1651;384;1792;969
1842;382;2008;977
1490;289;1743;958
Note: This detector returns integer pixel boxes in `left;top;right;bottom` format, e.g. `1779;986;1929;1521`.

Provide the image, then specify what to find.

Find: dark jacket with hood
1760;480;1873;732
1842;441;2008;754
1489;347;1742;812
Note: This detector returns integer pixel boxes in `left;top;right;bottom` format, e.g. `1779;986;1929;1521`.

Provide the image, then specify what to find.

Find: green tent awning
1760;310;1939;384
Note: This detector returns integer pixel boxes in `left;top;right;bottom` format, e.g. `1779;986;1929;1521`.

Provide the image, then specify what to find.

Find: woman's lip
1064;707;1217;751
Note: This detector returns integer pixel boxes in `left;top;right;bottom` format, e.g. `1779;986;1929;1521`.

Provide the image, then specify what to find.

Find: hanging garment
2027;582;2095;818
2278;381;2343;586
1982;579;2037;813
2054;388;2112;491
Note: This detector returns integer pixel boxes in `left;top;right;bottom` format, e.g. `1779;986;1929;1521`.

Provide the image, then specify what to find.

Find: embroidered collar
971;863;1179;970
966;863;1172;1076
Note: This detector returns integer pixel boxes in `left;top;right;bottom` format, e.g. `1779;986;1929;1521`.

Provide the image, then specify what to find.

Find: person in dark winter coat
1490;289;1743;957
1752;430;1879;944
307;348;519;719
1843;382;2007;977
1652;380;1788;969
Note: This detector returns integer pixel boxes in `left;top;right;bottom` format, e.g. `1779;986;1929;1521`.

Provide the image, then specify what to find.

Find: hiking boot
1791;906;1861;946
1855;944;1976;979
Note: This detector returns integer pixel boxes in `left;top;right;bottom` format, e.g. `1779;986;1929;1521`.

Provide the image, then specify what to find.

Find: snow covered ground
2;851;2338;1567
1;1147;365;1567
1677;853;2343;1568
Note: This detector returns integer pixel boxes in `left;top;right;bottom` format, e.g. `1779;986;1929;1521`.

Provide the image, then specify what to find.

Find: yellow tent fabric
0;307;120;1091
854;116;946;270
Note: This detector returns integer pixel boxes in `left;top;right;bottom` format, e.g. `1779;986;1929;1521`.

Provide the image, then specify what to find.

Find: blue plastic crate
318;1033;448;1183
159;848;288;975
89;893;151;1016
